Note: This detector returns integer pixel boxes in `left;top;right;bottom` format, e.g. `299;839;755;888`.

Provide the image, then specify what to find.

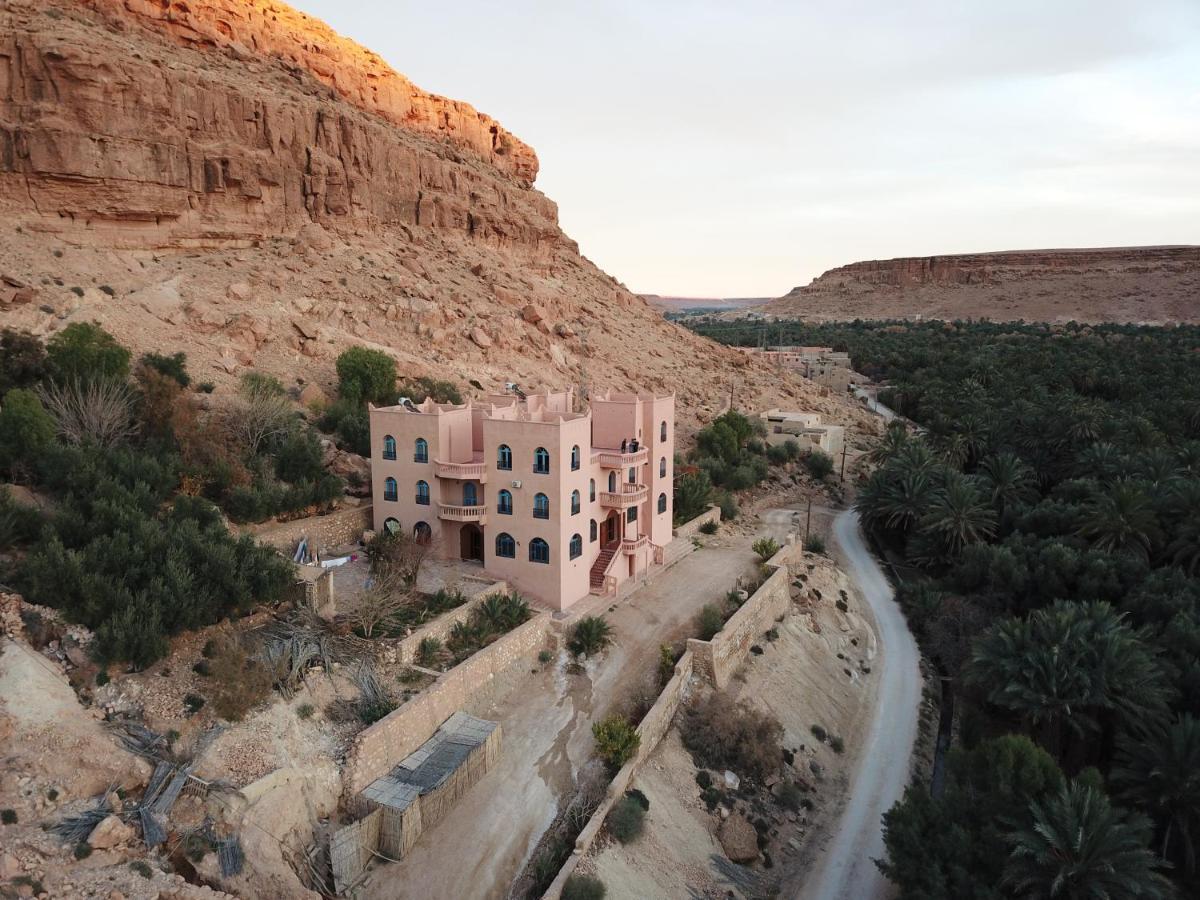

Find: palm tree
865;421;909;466
1077;481;1162;562
1113;715;1200;878
978;452;1038;517
967;601;1172;762
914;475;997;562
1004;780;1173;899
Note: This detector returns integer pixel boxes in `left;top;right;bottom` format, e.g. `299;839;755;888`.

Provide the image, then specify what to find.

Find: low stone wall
687;543;796;689
671;505;721;541
542;651;696;900
343;612;552;796
246;503;373;555
389;579;508;667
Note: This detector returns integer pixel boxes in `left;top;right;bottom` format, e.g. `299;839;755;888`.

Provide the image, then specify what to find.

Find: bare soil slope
0;0;853;435
763;246;1200;324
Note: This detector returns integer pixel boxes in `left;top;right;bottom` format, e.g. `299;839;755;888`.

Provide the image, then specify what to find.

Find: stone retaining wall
671;505;721;541
343;612;553;796
542;650;696;900
390;579;509;667
246;503;373;555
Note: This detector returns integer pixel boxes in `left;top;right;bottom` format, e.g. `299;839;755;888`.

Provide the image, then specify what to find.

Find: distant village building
739;345;852;392
368;388;675;611
759;409;845;457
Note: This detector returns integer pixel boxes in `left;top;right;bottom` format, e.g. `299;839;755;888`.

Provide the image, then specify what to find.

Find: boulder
718;813;759;863
724;770;741;790
299;383;328;409
521;304;546;325
88;814;135;849
469;327;493;349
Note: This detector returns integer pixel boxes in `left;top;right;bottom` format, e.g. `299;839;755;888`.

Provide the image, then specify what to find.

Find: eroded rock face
765;247;1200;324
0;0;551;250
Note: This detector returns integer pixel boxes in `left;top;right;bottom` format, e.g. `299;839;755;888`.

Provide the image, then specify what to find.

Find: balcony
438;503;487;525
592;446;649;469
434;459;487;482
621;534;649;553
599;482;648;509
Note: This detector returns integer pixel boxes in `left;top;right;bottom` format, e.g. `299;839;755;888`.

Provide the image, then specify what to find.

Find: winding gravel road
799;508;922;900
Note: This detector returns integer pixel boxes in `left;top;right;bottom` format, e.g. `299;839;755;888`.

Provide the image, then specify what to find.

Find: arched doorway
413;521;432;544
603;511;621;548
383;517;401;535
460;524;483;562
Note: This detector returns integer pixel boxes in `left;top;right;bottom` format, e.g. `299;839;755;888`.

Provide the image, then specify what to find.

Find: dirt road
798;508;921;900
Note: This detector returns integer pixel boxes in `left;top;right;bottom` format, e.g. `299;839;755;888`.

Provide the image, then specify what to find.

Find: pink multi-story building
368;389;675;611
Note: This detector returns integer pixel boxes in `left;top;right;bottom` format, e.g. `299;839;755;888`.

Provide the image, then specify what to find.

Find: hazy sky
296;1;1199;297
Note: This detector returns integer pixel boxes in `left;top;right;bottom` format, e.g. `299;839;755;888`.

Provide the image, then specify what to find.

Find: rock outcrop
763;246;1200;324
0;0;865;438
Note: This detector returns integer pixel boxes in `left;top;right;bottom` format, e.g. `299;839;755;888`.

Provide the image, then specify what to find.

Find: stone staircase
589;547;617;593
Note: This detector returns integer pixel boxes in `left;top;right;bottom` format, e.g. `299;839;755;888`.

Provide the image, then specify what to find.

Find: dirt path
796;509;921;900
362;544;760;900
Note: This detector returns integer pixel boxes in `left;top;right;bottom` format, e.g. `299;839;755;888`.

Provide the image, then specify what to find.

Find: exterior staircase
589;547;617;593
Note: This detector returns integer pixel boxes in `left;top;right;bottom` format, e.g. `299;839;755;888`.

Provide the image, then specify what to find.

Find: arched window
415;480;430;505
589;479;596;502
533;493;550;519
413;521;432;543
628;466;637;484
463;483;477;506
529;537;550;564
495;532;516;558
569;533;582;560
497;444;512;471
658;492;668;514
384;477;398;502
570;490;581;515
384;516;400;534
589;519;598;542
607;472;617;492
533;447;550;474
383;435;396;460
497;489;513;515
659;456;667;478
571;444;581;471
414;437;428;463
660;420;668;443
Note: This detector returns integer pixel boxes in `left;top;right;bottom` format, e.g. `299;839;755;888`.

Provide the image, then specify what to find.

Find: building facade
368;389;675;612
738;345;852;392
759;409;845;457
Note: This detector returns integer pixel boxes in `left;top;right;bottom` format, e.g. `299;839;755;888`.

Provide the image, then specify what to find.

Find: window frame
383;477;398;502
495;532;516;558
415;480;430;505
569;533;582;560
533;446;551;475
529;537;550;564
497;444;512;471
414;437;429;463
533;492;550;520
497;489;513;515
383;435;397;460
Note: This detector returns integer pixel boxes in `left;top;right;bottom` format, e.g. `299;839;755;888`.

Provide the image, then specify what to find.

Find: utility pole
840;441;848;482
804;497;812;544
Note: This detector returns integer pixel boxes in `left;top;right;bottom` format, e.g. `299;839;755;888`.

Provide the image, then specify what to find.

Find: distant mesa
758;246;1200;325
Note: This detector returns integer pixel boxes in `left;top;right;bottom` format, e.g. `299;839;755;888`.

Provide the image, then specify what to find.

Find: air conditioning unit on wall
511;480;522;489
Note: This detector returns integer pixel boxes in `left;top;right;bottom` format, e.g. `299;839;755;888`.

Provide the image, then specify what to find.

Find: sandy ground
585;543;880;899
359;542;761;900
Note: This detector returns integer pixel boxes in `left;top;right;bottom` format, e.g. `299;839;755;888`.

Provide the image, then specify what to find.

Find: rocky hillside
764;247;1200;324
0;0;856;435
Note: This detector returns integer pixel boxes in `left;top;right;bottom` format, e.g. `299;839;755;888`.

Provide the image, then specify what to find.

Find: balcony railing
621;534;649;553
438;503;487;524
599;482;648;509
434;459;487;481
592;446;649;469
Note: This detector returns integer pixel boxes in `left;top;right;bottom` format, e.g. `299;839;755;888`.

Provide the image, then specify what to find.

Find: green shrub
696;603;725;641
673;471;713;525
0;328;48;394
139;351;190;387
0;388;55;476
274;429;326;483
197;381;215;394
626;788;650;810
538;649;554;665
569;616;613;657
695;770;712;789
357;697;397;724
805;535;826;554
130;860;153;878
658;643;677;684
398;376;462;405
416;637;442;668
240;371;286;398
562;874;606;900
73;842;92;860
830;735;845;754
778;781;804;810
681;695;784;782
45;322;130;384
593;715;640;769
192;660;211;677
47;788;59;801
183;693;206;714
0;487;42;550
607;796;646;843
811;723;828;743
699;519;719;535
1;809;16;824
752;537;780;562
95;671;110;686
335;347;396;406
717;491;738;521
803;449;834;480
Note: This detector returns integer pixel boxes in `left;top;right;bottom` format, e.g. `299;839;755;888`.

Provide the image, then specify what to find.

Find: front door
460;524;483;561
604;513;620;547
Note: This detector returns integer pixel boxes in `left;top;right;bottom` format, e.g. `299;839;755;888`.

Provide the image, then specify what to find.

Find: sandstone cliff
763;247;1200;324
0;0;862;436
